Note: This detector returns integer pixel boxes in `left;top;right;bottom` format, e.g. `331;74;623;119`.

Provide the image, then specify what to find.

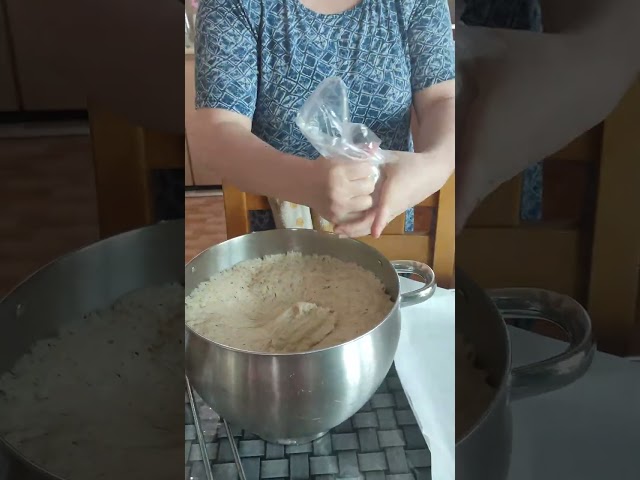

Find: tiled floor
0;135;100;296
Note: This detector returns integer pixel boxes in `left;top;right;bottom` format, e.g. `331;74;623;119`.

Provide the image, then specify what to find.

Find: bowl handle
489;288;596;401
392;260;437;308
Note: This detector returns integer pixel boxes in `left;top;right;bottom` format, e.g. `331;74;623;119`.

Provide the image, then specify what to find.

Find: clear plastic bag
295;77;394;202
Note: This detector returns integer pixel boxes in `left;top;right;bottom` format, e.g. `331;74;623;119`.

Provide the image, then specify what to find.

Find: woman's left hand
334;151;452;238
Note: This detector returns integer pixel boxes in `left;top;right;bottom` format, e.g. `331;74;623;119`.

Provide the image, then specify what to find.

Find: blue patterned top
195;0;454;159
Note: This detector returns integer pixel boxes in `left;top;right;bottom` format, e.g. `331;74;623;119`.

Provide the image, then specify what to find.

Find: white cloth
395;279;455;480
394;277;640;480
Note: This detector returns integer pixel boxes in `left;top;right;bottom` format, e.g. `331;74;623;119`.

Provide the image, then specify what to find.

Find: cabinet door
5;0;86;110
185;53;222;186
0;0;19;111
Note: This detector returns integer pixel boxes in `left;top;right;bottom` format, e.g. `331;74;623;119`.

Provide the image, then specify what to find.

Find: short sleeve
195;0;259;118
407;0;455;92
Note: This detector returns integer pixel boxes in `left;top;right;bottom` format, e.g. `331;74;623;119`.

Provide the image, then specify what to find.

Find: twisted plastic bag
295;77;394;217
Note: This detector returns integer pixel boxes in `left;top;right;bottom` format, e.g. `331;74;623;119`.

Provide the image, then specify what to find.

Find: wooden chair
223;174;456;289
88;100;185;238
457;79;640;355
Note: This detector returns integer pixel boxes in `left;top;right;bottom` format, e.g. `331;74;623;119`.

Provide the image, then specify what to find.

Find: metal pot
0;220;184;480
455;269;596;480
185;228;436;444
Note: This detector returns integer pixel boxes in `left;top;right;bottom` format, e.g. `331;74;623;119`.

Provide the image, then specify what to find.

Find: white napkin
394;278;455;480
507;327;640;480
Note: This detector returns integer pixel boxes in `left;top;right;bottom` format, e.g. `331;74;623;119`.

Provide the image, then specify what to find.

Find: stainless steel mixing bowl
0;220;184;480
455;269;596;480
185;229;436;444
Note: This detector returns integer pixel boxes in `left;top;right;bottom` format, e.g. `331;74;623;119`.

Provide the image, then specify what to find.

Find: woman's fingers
348;177;377;197
343;161;378;180
345;194;374;213
335;210;376;238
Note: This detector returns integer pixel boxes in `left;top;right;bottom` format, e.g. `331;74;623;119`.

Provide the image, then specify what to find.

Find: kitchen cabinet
185;51;222;186
4;0;86;110
0;0;19;111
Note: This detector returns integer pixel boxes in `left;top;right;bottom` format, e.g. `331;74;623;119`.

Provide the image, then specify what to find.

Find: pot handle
393;261;437;308
489;288;596;401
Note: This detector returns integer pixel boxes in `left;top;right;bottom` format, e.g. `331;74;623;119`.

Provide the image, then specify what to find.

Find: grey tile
395;410;418;426
185;403;194;424
190;461;209;480
375;379;389;394
358;401;372;413
370;393;395;409
242;457;261;480
333;418;354;433
388;363;397;376
386;377;403;392
309;456;339;475
337;451;360;478
378;430;405;448
406;450;431;469
266;443;286;459
217;423;243;438
211;463;238;480
201;419;219;441
415;468;432;480
365;473;385;480
185;466;191;480
185;441;192;463
244;431;261;440
376;409;397;430
352;412;378;429
239;439;265;457
357;452;387;472
385;475;414;480
286;443;313;454
185;425;196;441
357;428;380;453
394;392;410;409
189;442;219;461
314;475;335;480
331;433;359;451
402;426;427;449
313;434;333;456
385;447;409;474
218;438;235;463
261;459;289;478
290;453;310;480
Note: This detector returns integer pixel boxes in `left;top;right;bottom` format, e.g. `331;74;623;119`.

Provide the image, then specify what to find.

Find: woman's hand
306;157;378;225
334;152;453;238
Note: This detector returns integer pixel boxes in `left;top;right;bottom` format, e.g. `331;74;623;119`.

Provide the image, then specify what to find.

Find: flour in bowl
185;252;394;353
0;283;183;480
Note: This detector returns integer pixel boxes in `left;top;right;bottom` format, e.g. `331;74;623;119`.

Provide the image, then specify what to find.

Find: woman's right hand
306;157;378;225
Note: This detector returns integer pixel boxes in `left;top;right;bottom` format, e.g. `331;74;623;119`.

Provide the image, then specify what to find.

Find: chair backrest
223;174;455;288
88;100;184;238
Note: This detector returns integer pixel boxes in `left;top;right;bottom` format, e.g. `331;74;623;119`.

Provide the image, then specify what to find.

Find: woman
190;0;455;238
